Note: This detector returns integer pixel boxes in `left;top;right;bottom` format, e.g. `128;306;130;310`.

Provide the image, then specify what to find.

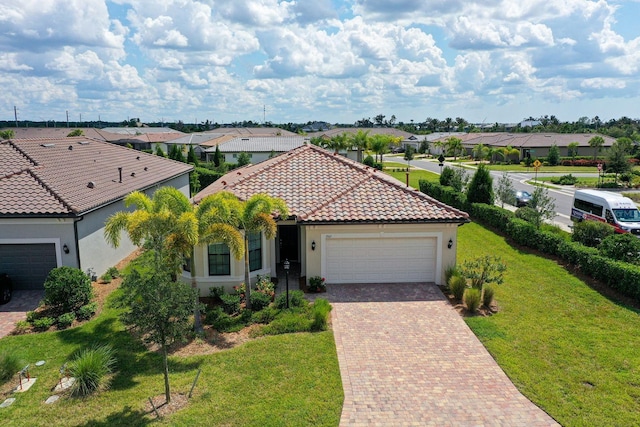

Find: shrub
251;306;280;324
220;294;241;315
460;255;506;290
482;285;495;307
26;310;38;323
208;286;225;302
444;265;460;285
466;164;494;205
44;266;93;313
274;290;306;309
515;206;539;225
363;155;374;166
195;166;224;189
0;352;22;383
249;292;272;312
310;299;332;331
572;220;614;247
255;275;275;297
76;302;98;321
32;316;55;331
470;203;515;232
551;174;578;185
463;288;481;313
439;166;455;186
261;311;312;335
57;312;76;329
69;344;116;397
13;320;31;334
448;275;467;301
599;233;640;264
99;272;112;283
206;307;248;332
307;276;326;292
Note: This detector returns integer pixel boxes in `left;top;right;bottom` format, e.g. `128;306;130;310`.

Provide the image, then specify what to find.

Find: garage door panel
0;244;57;290
325;237;436;284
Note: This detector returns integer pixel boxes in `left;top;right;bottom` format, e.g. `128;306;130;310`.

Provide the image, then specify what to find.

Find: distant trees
589;136;605;160
445;136;463;160
547;144;560;166
567;142;579;160
349;129;370;162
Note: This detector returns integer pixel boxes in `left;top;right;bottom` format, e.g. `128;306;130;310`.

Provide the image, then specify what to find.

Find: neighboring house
307;127;443;153
0;137;192;290
434;133;616;159
204;127;298;136
204;136;312;163
301;121;332;132
189;143;469;295
100;127;185;151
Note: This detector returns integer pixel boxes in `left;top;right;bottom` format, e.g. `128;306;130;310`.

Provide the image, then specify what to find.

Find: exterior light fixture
448;238;453;249
63;244;70;254
311;240;316;251
283;259;290;308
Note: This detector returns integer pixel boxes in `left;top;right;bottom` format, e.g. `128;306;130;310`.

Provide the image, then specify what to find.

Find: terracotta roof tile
1;138;193;216
194;144;468;224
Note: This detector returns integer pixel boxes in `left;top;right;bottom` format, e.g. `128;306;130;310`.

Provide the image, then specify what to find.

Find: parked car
515;191;531;207
0;273;12;305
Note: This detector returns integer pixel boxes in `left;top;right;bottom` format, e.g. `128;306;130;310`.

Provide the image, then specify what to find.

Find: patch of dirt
167;324;264;357
144;393;189;419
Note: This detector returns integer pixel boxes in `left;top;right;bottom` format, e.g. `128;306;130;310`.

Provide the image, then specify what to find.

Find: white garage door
324;236;437;283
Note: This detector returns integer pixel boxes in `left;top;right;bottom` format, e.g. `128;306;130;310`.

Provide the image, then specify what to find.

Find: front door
278;225;299;262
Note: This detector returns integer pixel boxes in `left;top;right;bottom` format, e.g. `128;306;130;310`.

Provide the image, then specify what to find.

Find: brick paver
0;291;43;339
326;283;559;427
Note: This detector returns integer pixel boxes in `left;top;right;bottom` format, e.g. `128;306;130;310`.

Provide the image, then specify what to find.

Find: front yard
2;222;640;425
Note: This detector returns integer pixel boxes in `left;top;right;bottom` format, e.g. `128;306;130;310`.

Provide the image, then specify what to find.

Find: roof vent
78;141;89;145
131;172;136;177
41;143;55;147
87;181;95;189
221;180;227;185
68;145;73;150
136;156;140;160
144;167;148;171
236;171;241;175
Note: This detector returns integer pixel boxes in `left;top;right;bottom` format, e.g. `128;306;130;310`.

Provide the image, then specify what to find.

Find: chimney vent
68;145;73;150
87;181;95;189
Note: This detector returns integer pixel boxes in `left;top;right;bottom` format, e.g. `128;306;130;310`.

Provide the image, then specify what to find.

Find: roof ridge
7;140;39;167
26;169;75;214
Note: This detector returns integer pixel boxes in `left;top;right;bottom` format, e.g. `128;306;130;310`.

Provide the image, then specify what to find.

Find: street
386;155;603;231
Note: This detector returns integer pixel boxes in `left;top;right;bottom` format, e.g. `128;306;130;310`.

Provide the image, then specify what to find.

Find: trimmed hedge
419;181;640;302
194;167;224;189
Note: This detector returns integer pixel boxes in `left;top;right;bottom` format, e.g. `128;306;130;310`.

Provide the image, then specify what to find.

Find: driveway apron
0;290;43;339
327;283;558;426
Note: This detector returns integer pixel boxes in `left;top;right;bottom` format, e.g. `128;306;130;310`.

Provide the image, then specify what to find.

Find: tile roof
204;127;298;136
435;132;616;148
209;136;311;153
1;138;193;217
194;144;468;224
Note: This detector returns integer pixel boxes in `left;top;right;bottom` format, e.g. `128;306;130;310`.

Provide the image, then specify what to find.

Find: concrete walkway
325;283;559;427
0;290;43;339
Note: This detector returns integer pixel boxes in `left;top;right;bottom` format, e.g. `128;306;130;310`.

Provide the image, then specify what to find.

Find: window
248;232;262;272
182;256;191;273
208;243;230;276
574;199;603;217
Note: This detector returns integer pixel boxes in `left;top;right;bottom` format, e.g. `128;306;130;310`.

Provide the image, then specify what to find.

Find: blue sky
1;0;639;126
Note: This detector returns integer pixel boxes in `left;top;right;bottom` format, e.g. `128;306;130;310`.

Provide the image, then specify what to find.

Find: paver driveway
0;290;43;339
326;283;558;427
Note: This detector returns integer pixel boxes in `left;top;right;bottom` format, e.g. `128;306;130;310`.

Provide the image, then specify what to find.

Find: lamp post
283;258;290;309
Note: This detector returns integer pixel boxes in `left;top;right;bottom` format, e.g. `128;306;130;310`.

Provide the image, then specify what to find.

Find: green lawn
480;163;601;173
384;165;439;189
0;291;343;427
459;223;640;426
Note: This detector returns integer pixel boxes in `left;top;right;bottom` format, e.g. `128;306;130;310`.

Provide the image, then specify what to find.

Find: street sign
438;154;445;163
533;159;542;168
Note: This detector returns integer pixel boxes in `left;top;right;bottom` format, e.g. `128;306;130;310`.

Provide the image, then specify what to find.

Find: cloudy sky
1;0;639;126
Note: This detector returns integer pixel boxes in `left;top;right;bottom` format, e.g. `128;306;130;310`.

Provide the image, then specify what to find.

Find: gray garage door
0;244;57;290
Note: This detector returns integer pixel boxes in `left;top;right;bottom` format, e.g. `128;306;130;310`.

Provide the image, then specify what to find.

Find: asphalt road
385;155;599;231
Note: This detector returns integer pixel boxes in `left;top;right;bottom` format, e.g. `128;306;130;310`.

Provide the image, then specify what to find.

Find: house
434;133;616;159
0;137;192;290
188;143;469;295
204;136;312;163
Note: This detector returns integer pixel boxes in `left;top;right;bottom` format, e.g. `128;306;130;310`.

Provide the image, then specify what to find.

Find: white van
571;189;640;236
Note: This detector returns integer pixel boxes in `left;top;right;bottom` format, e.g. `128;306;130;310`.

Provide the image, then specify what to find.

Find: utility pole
14;106;18;127
66;110;69;128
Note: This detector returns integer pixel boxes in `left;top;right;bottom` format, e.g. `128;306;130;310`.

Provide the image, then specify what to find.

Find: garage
0;244;58;290
324;235;438;284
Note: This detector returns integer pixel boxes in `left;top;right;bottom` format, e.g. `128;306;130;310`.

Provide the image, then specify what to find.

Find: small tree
528;186;556;228
187;145;199;166
547;144;560;166
155;145;166;157
404;145;414;171
589;136;605;160
461;255;506;290
0;129;15;139
67;129;84;137
117;270;196;403
237;152;251;166
213;145;223;167
418;139;429;154
495;172;516;208
466;164;494;205
607;141;631;182
567;142;579;160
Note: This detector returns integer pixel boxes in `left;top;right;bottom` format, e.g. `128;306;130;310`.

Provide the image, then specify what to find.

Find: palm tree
349;130;370;163
217;192;289;310
472;143;488;161
589;136;605;160
370;134;391;163
104;187;198;275
446;136;463;161
326;132;349;154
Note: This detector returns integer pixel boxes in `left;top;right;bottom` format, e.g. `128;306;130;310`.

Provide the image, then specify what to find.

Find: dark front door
278;225;298;262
